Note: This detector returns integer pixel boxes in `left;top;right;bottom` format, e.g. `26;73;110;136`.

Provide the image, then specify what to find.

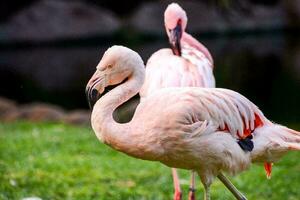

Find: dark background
0;0;299;123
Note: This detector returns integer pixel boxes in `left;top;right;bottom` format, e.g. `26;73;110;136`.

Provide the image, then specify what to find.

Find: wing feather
193;88;268;139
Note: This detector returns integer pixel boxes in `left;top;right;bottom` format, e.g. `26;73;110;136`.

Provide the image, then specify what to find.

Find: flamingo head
164;3;187;56
85;45;144;108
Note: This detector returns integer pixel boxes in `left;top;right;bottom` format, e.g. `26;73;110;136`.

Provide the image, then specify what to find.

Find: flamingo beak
85;70;128;109
169;22;182;56
85;71;102;109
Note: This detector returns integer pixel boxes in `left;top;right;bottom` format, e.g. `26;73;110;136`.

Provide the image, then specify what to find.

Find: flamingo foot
188;187;196;200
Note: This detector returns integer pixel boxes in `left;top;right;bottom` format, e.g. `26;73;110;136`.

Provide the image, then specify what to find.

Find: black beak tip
170;43;181;56
169;25;182;56
85;86;99;110
87;99;93;110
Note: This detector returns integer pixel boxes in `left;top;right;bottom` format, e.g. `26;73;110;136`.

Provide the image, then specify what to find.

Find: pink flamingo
140;3;215;99
86;45;300;200
140;3;215;199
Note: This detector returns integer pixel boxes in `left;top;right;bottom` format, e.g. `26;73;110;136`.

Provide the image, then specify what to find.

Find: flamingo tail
277;126;300;150
251;124;300;178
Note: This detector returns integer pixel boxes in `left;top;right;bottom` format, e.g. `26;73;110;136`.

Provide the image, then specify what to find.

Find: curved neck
91;65;144;153
181;32;214;65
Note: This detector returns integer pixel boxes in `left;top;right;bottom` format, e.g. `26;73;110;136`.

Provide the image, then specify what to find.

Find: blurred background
0;0;299;124
1;1;300;200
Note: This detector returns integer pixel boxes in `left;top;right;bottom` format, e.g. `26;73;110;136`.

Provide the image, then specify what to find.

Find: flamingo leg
199;172;213;200
203;184;211;200
172;168;182;200
188;171;196;200
217;173;247;200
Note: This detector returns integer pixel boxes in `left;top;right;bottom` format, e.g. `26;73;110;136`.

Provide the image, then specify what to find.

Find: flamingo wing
194;88;269;139
145;87;269;140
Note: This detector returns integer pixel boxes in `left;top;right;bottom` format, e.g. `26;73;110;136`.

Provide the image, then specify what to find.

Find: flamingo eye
98;64;112;72
107;64;113;69
99;64;113;71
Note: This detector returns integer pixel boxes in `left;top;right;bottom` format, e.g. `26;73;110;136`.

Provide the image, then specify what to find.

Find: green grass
0;122;300;200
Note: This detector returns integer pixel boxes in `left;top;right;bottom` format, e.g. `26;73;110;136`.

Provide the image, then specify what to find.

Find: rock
128;0;222;35
2;109;22;122
129;0;292;35
0;0;121;43
63;109;90;126
14;103;65;122
0;99;91;124
0;97;17;120
226;3;288;31
128;2;165;35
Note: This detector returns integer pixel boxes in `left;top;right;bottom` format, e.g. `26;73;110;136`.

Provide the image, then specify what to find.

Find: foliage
0;122;300;200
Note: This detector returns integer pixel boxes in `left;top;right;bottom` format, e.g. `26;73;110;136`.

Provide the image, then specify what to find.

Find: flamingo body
140;49;214;99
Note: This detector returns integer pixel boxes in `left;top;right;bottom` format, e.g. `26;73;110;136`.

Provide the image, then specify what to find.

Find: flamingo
86;45;300;200
140;3;215;200
140;2;215;100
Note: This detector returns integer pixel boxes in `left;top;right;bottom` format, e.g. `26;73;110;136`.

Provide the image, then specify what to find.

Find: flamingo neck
181;32;214;65
91;65;144;154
